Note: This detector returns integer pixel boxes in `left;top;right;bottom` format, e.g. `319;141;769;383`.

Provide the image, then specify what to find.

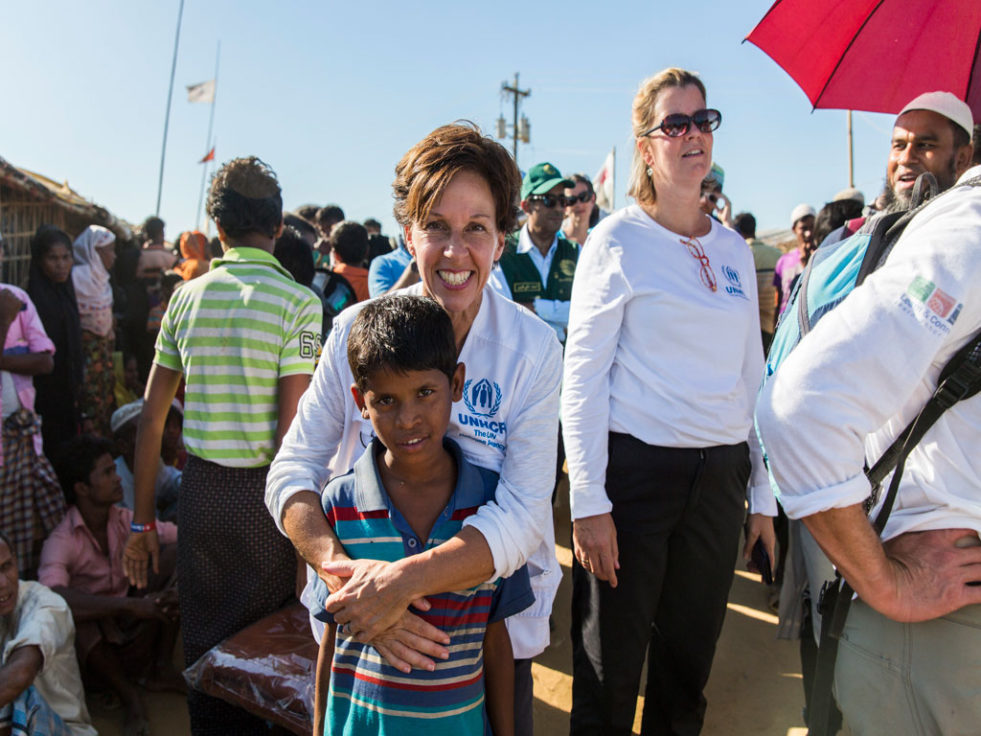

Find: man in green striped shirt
123;156;321;735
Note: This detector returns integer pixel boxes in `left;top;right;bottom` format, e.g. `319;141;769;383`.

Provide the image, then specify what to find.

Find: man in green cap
498;162;580;343
699;162;734;228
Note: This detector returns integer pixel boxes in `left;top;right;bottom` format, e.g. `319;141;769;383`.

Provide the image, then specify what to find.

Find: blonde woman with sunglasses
562;67;777;734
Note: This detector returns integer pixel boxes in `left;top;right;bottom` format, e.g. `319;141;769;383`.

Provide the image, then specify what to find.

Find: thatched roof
0;154;132;240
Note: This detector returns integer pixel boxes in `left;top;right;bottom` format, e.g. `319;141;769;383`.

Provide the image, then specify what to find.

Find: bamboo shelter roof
0;154;132;286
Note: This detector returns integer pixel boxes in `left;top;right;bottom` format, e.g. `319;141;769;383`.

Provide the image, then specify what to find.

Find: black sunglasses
642;108;722;138
527;193;566;209
565;190;593;204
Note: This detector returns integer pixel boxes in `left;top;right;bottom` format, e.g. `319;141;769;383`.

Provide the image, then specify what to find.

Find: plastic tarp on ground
184;602;317;736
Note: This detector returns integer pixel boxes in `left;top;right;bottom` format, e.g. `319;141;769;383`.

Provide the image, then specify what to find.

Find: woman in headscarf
175;230;211;281
27;225;84;456
72;225;117;437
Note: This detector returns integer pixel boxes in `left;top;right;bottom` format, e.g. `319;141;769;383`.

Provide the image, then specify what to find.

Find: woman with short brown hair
268;122;562;735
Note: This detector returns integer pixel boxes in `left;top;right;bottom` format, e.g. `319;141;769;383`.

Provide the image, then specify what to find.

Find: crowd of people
1;65;980;736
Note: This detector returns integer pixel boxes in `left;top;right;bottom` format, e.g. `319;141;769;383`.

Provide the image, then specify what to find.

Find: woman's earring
646;166;653;177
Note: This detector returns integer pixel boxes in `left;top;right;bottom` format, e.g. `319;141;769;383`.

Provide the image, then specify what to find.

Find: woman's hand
323;559;451;669
742;512;776;575
573;513;620;587
368;613;452;674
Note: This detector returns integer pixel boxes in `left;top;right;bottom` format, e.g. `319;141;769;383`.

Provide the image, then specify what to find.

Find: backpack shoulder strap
867;330;981;495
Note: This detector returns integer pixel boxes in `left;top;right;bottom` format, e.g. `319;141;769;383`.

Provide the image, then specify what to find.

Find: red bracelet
130;520;157;533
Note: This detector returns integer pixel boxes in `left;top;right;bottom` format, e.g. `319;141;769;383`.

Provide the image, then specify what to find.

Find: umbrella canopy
746;0;981;121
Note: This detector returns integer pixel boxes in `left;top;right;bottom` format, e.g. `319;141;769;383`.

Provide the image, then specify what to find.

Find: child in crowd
327;221;370;302
312;295;532;736
111;400;182;522
40;435;181;736
113;352;144;407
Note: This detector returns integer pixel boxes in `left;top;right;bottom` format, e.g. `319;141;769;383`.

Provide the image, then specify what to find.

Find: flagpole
611;146;616;210
155;0;185;216
196;42;221;230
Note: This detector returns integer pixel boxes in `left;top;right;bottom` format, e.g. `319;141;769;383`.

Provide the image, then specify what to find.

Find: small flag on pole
199;147;215;163
594;148;615;212
186;79;216;104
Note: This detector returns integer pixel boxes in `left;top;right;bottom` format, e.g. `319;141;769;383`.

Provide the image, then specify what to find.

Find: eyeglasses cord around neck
680;236;717;292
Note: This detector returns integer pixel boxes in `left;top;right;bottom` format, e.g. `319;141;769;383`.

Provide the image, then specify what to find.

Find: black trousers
570;433;749;736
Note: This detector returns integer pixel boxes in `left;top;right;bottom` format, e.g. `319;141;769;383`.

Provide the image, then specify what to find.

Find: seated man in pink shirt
39;436;180;736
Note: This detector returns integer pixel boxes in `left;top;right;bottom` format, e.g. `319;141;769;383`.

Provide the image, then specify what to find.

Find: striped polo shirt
154;246;321;468
313;438;533;735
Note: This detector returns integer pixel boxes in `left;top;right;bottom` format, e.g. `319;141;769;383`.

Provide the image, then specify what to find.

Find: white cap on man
790;203;816;228
898;91;974;142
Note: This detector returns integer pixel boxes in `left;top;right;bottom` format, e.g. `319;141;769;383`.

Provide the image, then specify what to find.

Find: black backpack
311;268;357;338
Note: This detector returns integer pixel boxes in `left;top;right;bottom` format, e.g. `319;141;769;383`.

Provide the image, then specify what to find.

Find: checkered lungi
0;409;65;579
178;454;296;735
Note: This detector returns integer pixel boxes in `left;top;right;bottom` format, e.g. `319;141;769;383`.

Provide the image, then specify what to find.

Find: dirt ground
92;480;808;736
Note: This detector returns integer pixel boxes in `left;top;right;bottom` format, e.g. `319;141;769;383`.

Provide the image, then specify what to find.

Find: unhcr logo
722;265;741;287
463;378;502;418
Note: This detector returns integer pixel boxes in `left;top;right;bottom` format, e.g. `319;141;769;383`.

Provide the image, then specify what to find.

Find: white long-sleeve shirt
266;284;563;658
756;167;981;542
562;205;774;520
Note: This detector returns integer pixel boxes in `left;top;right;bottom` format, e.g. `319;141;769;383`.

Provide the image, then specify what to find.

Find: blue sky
1;0;899;238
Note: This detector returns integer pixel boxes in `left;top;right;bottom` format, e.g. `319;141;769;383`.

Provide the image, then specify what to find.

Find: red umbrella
746;0;981;120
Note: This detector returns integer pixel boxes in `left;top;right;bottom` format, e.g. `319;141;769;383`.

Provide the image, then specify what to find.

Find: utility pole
497;73;531;166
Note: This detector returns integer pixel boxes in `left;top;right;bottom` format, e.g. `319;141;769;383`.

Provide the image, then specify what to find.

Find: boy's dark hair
733;212;757;239
283;213;318;243
347;295;457;391
143;216;165;242
317;205;345;229
813;199;864;247
54;435;116;505
363;217;382;231
274;227;315;287
160;271;183;303
329;221;369;265
295;204;321;222
206;157;283;241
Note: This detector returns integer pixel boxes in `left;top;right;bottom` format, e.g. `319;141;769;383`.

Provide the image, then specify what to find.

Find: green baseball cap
521;162;573;201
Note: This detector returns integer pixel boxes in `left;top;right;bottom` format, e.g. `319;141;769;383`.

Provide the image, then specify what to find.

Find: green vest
499;233;579;302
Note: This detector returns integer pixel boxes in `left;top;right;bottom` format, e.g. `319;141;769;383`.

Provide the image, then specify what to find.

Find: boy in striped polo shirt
312;295;532;736
123;157;322;735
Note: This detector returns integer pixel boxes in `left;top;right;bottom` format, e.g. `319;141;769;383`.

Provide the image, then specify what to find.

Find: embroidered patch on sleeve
899;275;963;336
